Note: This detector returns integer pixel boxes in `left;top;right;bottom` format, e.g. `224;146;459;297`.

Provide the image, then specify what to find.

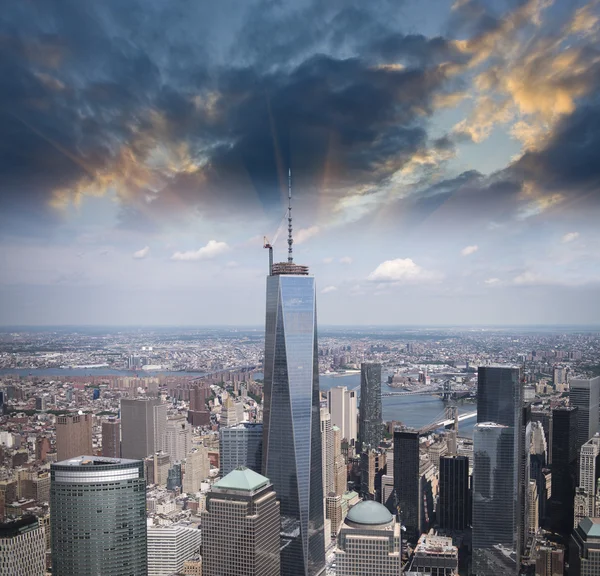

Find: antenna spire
287;168;293;263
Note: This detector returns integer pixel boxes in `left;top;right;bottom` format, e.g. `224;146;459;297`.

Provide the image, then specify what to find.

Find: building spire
287;168;293;263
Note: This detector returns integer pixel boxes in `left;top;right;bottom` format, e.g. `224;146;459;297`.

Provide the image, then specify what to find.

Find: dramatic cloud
171;240;230;261
562;232;580;243
321;286;338;294
461;245;478;256
367;258;441;283
133;246;150;259
295;226;320;245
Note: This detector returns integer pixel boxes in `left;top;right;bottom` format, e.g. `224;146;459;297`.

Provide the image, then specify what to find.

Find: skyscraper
183;446;210;494
569;377;600;448
0;516;46;576
333;425;347;496
438;454;469;531
571;517;600;576
201;467;280;576
550;405;579;538
393;428;421;541
219;422;263;477
121;398;167;460
147;525;202;576
358;363;382;452
473;365;523;575
327;386;358;446
261;213;326;576
56;413;93;461
102;417;120;458
50;456;147;576
320;408;334;497
165;415;192;463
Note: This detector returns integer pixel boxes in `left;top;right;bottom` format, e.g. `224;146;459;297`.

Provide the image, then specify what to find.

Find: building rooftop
578;517;600;538
345;500;393;527
212;466;269;492
54;455;140;467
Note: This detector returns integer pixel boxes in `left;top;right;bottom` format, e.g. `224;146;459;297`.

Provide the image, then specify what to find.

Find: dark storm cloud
0;0;464;233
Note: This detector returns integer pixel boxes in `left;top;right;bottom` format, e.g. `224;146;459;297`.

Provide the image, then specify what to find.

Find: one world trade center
262;171;326;576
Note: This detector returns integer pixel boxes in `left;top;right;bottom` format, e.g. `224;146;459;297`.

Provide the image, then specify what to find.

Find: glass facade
50;457;147;576
358;363;382;452
262;273;326;576
393;429;421;541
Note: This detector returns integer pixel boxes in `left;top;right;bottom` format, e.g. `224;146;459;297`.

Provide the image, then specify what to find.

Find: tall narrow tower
262;173;326;576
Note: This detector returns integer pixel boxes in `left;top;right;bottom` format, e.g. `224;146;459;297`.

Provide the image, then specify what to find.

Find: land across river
1;368;476;437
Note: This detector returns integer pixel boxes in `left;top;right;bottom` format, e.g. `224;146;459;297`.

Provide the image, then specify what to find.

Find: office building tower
358;362;382;452
167;462;182;491
325;494;343;536
201;467;280;576
360;448;386;500
520;404;532;551
321;408;334;497
261;231;326;576
381;473;395;512
102;417;120;458
50;456;147;576
219;423;263;477
472;423;518;575
394;428;421;541
165;415;191;463
570;377;600;448
439;454;469;531
188;385;211;427
147;525;202;576
183;446;210;494
56;413;93;461
550;406;578;537
147;452;170;486
327;386;358;445
535;544;564;576
0;516;46;576
335;500;401;576
473;365;523;574
221;395;244;426
333;426;346;497
121;398;167;460
532;409;553;465
410;533;459;575
571;517;600;576
528;481;539;534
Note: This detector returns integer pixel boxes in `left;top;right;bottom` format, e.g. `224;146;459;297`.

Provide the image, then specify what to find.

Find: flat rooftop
54;455;141;467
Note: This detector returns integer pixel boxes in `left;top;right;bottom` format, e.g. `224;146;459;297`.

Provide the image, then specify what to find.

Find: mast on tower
287;168;293;263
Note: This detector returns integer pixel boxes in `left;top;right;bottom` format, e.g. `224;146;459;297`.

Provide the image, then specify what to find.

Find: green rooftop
213;467;269;492
332;425;340;432
579;517;600;538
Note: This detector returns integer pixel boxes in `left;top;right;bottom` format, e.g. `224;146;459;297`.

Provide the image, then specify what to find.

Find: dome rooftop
345;500;393;527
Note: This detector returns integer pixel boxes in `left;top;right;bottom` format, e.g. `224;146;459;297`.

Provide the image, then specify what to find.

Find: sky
1;0;600;326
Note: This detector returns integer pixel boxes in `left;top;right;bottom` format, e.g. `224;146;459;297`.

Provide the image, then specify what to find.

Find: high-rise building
321;408;334;497
183;446;210;494
220;423;263;477
438;454;469;531
520;404;532;551
0;516;46;576
571;517;600;576
394;428;421;541
575;434;600;527
56;413;93;461
327;386;358;446
333;425;347;497
261;241;326;575
550;405;578;538
102;417;120;458
535;543;564;576
147;525;202;576
410;533;459;575
570;377;600;448
167;462;182;491
121;398;167;460
326;494;344;537
473;365;523;575
335;500;401;576
472;423;518;575
50;456;147;576
221;395;244;427
201;467;280;576
165;415;192;463
528;481;539;534
358;363;382;452
360;448;386;500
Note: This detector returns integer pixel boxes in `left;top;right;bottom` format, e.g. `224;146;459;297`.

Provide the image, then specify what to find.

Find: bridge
382;385;444;397
419;411;477;434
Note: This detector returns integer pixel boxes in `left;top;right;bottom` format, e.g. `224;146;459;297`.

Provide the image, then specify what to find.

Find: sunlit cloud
340;256;353;265
295;226;320;245
321;285;338;294
322;257;334;264
484;277;501;285
562;232;580;243
171;240;230;261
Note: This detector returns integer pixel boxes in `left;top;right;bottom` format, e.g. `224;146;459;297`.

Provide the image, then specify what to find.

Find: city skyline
1;0;600;326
